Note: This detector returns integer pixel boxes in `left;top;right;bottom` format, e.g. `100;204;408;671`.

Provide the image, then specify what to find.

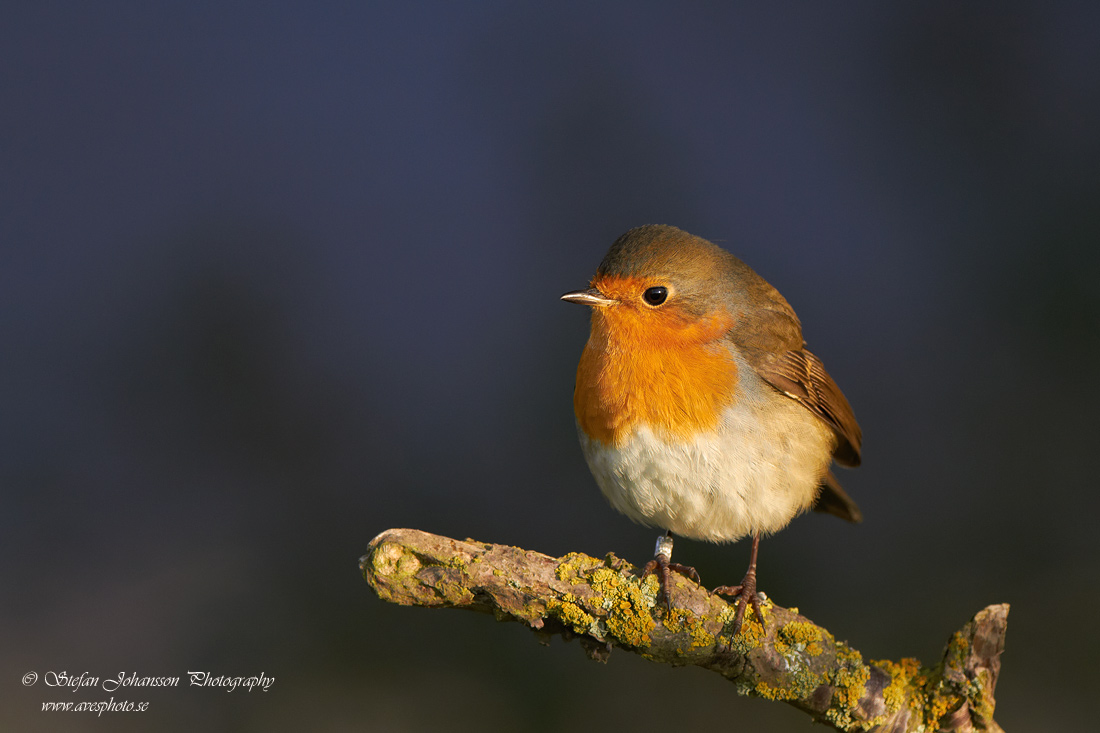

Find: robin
561;224;862;634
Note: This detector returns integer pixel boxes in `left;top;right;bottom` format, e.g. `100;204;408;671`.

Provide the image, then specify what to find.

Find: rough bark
362;528;1007;732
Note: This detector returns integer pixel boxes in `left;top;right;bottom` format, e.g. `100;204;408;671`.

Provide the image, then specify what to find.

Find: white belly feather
578;384;833;543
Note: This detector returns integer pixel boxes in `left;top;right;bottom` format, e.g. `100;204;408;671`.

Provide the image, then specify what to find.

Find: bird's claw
714;575;766;636
642;555;701;611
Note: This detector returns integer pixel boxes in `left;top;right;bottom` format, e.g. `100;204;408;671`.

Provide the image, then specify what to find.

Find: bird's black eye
642;286;668;306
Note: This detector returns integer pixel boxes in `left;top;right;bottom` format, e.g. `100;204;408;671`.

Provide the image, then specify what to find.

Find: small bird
562;224;861;634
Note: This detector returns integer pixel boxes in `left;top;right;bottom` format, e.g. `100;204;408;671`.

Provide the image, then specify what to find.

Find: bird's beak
560;288;618;307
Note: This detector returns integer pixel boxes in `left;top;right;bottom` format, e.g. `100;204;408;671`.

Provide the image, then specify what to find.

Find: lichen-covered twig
362;528;1007;732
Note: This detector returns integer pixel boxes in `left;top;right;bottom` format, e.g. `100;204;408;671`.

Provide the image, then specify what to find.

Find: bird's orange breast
574;288;738;446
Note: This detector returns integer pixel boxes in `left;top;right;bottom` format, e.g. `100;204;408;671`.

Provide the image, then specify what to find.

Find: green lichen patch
546;593;599;636
870;657;922;714
555;552;604;584
588;566;622;601
754;679;806;702
922;684;964;730
600;578;655;647
721;603;767;654
436;579;476;606
775;620;825;657
552;555;658;649
913;665;967;730
565;566;653;648
754;660;828;703
663;608;717;650
750;620;832;704
902;628;985;730
967;668;996;722
944;629;970;671
370;542;421;580
823;642;871;730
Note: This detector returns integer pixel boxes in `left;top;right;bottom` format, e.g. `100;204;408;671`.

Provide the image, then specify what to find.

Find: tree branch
361;528;1007;732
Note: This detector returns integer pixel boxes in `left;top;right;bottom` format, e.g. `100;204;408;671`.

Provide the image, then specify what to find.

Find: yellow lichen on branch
362;528;1007;733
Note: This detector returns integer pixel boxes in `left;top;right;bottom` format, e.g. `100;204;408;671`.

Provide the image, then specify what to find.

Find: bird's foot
642;555;702;611
714;569;767;636
641;534;701;611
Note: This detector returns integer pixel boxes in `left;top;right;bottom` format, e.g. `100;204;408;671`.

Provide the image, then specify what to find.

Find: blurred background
3;2;1098;731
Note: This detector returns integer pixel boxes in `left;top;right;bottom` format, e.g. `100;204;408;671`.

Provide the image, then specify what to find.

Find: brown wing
754;347;862;467
714;263;862;469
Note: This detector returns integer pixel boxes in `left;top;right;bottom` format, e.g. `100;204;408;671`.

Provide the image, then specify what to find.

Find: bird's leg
641;531;702;611
713;533;767;635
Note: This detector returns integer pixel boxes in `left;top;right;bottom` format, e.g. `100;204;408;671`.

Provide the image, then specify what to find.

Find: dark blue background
4;3;1098;730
